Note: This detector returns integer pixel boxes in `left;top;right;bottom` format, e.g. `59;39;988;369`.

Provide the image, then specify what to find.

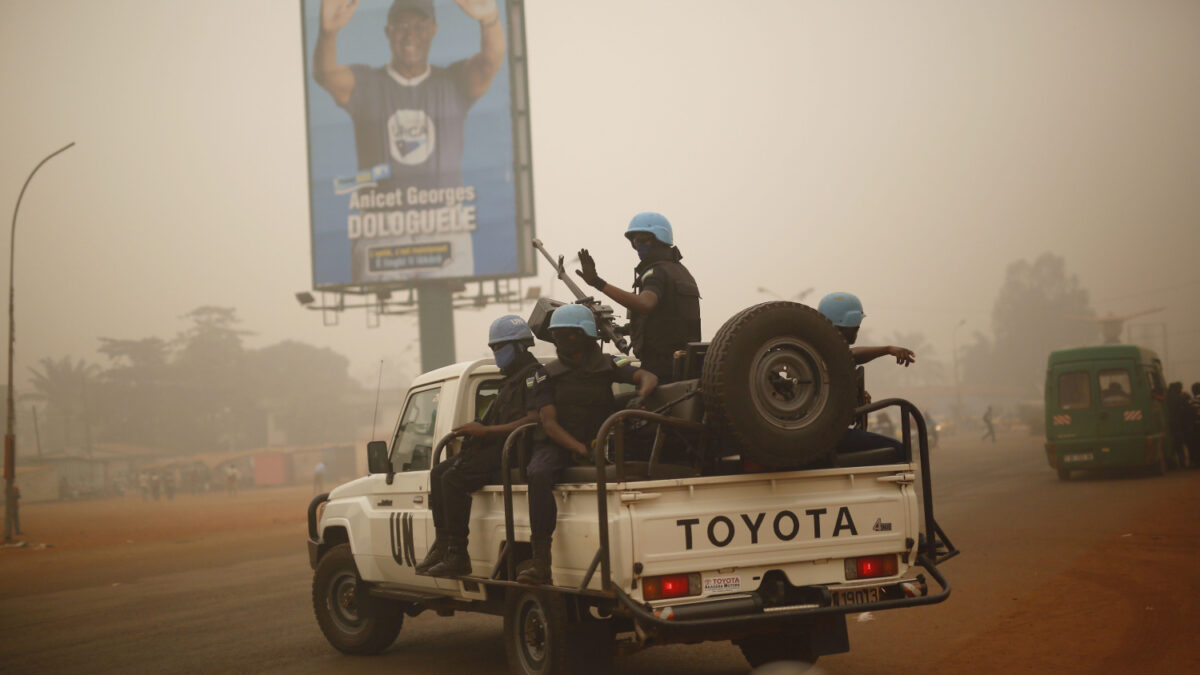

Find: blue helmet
488;315;535;347
624;212;674;246
548;304;598;338
817;292;866;327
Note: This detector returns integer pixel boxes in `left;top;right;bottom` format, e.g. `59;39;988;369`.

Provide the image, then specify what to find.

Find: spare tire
701;302;855;467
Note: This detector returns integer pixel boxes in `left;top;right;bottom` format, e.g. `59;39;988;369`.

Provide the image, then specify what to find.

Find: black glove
575;249;606;290
625;394;646;410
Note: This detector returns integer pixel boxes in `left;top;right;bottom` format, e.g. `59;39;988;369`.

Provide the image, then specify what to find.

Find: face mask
493;343;523;371
553;332;591;365
634;242;655;260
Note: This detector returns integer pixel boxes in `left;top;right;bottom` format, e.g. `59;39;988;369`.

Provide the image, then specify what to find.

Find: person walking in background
981;405;997;443
313;461;327;493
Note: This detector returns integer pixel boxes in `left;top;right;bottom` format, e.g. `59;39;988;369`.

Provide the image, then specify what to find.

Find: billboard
301;0;535;290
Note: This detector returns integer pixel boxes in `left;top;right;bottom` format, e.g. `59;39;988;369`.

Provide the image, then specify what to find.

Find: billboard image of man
314;0;504;191
306;0;521;286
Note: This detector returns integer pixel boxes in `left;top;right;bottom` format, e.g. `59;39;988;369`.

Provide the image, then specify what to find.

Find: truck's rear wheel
736;631;818;670
313;543;402;655
701;302;856;467
505;589;568;675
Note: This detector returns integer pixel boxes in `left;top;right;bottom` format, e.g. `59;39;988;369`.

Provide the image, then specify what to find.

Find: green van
1043;345;1174;480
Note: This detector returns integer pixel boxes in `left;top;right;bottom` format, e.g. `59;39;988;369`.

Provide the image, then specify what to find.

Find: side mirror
367;441;390;475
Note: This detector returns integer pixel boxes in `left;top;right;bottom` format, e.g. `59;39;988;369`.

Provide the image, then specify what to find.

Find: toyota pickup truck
307;301;957;674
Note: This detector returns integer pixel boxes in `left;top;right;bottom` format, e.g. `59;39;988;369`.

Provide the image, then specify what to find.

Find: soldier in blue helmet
518;304;658;584
818;292;916;455
575;212;701;383
417;314;541;577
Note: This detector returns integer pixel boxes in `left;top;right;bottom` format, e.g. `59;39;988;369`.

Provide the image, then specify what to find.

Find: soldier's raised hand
575;249;606;290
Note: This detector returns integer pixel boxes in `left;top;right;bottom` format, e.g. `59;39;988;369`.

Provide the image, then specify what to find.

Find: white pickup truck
307;301;957;674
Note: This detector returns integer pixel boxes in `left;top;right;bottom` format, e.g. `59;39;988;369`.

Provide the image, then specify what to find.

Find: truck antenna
371;359;384;439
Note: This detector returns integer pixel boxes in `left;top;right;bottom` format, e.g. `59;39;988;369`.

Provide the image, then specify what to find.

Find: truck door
1096;366;1136;438
1049;367;1097;442
368;385;441;587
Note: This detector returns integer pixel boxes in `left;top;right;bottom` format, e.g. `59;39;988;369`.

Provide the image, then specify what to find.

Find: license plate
832;585;882;607
1064;453;1094;463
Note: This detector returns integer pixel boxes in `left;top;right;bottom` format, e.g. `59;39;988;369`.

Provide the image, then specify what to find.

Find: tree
95;337;173;448
966;253;1098;394
25;356;100;454
247;341;364;445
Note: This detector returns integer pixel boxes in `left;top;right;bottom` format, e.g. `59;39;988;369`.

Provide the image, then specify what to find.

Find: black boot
415;532;448;575
429;536;473;577
516;536;552;585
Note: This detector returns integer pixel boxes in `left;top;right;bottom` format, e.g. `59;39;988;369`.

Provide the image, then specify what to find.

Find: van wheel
313;543;403;654
701;302;856;468
736;631;818;670
1056;467;1070;481
505;589;568;675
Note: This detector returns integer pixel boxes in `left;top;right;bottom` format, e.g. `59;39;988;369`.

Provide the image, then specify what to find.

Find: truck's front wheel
313;543;403;655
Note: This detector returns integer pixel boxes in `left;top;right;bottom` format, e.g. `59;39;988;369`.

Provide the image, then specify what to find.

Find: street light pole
6;141;74;541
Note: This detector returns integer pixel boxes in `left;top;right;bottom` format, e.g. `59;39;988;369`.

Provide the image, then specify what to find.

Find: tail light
844;554;898;580
642;573;701;601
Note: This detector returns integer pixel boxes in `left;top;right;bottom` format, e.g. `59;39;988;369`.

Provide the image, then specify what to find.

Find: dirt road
1;433;1198;673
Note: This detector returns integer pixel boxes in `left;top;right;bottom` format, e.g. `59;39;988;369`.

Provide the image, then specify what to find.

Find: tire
1056;467;1070;481
505;589;568;675
736;632;818;670
312;543;403;655
701;302;856;467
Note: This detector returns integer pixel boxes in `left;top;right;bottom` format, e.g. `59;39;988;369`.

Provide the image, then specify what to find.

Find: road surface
2;432;1197;673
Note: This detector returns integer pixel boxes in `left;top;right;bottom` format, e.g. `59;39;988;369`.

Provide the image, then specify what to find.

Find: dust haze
2;0;1198;439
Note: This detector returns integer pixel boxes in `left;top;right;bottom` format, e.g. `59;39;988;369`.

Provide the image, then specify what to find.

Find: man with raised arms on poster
313;0;506;283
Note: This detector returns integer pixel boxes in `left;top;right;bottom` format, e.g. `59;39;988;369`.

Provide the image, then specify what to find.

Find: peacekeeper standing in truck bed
518;304;658;585
415;315;541;578
574;212;701;383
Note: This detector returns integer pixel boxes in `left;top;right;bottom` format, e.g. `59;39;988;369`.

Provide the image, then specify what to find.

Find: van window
1098;370;1133;407
1057;371;1091;410
391;386;440;473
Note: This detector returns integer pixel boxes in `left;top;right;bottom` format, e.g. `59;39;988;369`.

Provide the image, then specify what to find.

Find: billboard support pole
417;282;456;373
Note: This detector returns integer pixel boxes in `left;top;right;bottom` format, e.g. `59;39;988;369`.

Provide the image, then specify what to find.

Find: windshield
390;386;440;473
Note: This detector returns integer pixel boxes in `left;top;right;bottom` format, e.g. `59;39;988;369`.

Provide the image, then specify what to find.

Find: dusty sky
2;0;1198;396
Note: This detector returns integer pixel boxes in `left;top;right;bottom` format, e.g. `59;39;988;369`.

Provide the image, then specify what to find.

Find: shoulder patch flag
526;376;536;389
615;357;631;367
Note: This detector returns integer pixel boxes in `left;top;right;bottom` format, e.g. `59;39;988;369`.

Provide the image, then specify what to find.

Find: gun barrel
531;239;588;300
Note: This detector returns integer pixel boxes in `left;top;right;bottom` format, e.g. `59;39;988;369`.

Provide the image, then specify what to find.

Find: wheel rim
517;595;548;668
326;569;367;635
748;337;830;430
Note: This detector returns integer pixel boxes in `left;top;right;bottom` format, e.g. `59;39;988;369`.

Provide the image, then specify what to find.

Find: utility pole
6;141;74;541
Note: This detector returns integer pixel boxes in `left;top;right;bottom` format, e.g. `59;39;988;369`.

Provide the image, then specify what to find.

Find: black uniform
525;351;640;537
629;251;701;383
429;353;540;539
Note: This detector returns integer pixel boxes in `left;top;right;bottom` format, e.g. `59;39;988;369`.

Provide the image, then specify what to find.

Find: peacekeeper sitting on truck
416;315;542;578
818;292;915;454
574;212;701;383
518;304;658;585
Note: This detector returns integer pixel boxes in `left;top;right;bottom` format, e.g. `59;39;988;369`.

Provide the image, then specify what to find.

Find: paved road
2;432;1197;674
